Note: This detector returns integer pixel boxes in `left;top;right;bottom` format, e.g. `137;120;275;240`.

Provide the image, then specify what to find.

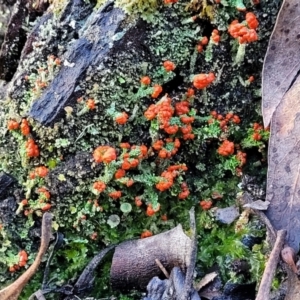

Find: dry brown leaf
194;271;218;291
262;0;300;127
266;75;300;252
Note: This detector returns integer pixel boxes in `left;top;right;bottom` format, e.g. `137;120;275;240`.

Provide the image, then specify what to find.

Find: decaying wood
112;208;199;300
256;229;286;300
110;224;193;291
0;212;53;300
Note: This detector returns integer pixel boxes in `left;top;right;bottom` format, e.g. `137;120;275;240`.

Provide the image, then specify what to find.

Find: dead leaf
262;0;300;127
194;272;218;291
243;200;270;210
266;75;300;252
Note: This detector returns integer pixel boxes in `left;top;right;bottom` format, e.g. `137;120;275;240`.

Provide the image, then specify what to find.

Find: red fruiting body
140;76;151;85
163;60;176;72
193;73;215;89
7;120;19;130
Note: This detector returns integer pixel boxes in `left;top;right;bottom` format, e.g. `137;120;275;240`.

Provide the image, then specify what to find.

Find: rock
0;1;13;45
7;0;94;101
29;1;132;126
241;234;263;249
45;151;101;197
0;0;28;81
212;282;256;300
0;171;15;199
145;267;201;300
215;206;239;225
144;277;168;300
0;196;16;224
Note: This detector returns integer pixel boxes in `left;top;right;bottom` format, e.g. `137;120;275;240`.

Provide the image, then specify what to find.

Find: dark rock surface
0;0;28;81
0;196;16;224
0;171;15;199
212;282;256;300
7;0;94;102
28;2;148;126
45;151;101;197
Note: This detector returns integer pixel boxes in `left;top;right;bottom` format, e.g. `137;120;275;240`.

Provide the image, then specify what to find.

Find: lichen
0;0;283;297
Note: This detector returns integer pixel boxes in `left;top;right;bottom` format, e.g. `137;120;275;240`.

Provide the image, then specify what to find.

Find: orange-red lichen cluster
141;230;153;238
252;122;269;141
37;187;51;200
211;29;220;44
163;60;176;72
156;164;188;192
144;95;195;140
109;190;122;200
199;190;224;211
7;119;19;130
217;140;235;156
178;182;190;200
199;200;213;211
93;146;117;164
228;12;259;44
193;73;215;89
236;151;247;167
86;98;96;110
8;118;41;159
115;112;129;125
9;250;28;272
151;84;163;98
29;166;49;179
152;138;180;159
120;144;148;170
209;110;241;131
140;76;151;85
93;181;106;193
146;203;161;217
197;36;208;53
25;138;40;158
164;0;178;4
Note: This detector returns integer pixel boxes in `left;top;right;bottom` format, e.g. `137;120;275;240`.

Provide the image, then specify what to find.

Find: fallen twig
0;213;53;300
256;229;286;300
155;259;170;279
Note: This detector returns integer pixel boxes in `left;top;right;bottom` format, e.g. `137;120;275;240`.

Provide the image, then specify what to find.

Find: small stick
256;229;286;300
0;213;53;300
155;259;170;279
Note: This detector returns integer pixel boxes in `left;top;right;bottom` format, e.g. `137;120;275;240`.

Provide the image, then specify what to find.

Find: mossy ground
0;0;283;299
